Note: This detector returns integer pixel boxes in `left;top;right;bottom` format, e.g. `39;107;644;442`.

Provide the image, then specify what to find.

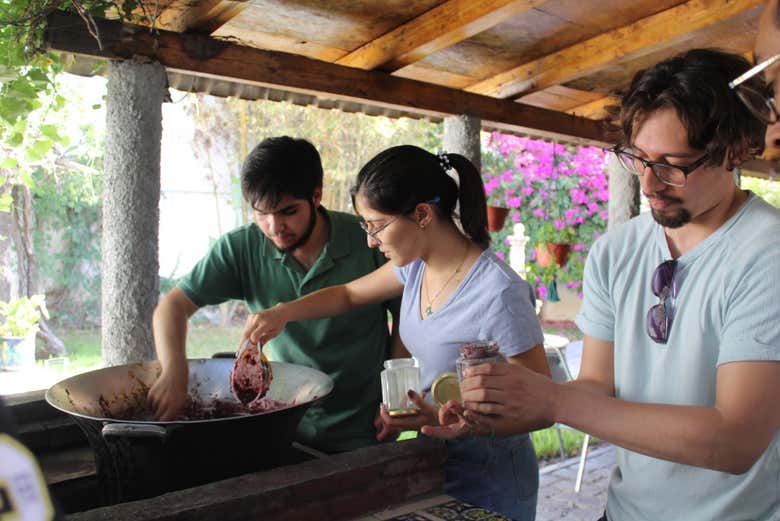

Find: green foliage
183;93;441;226
532;427;594;461
742;176;780;208
24;73;105;326
0;294;48;337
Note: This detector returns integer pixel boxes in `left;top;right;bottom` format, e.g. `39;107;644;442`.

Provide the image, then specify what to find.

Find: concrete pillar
443;115;481;171
102;60;167;366
607;152;640;230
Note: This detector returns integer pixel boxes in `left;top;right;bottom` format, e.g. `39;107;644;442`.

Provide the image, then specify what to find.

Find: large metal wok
46;358;333;503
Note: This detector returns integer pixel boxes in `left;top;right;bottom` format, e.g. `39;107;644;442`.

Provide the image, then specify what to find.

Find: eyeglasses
359;217;398;245
646;260;679;344
612;146;709;188
729;52;780;125
358;197;441;245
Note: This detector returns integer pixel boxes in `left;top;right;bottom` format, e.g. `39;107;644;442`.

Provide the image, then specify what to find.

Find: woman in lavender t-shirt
246;145;550;520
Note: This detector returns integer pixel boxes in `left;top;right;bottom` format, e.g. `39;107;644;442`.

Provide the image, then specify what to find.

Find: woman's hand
420;400;482;440
375;390;438;441
242;303;289;345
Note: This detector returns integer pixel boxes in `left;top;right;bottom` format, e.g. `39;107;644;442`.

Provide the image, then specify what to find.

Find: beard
280;199;318;253
651;207;691;228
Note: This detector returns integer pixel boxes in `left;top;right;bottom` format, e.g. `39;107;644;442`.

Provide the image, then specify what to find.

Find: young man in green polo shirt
148;136;400;453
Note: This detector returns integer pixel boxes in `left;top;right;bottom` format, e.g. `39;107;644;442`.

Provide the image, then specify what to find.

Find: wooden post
101;60;167;365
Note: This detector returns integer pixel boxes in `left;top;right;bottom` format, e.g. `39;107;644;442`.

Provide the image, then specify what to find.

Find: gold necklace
423;244;470;317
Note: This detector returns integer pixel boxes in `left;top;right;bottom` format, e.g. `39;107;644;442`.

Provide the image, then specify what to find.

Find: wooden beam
336;0;542;71
466;0;765;98
566;96;620;120
133;1;248;33
44;11;608;145
742;158;779;180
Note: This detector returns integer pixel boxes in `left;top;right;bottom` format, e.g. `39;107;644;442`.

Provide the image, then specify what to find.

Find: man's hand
457;362;558;435
242;303;289;345
148;363;188;421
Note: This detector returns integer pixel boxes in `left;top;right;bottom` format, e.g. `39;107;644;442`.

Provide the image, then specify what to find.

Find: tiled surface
355;496;514;521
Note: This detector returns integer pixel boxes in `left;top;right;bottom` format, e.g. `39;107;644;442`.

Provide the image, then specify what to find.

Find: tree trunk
36;317;66;358
11;184;35;297
0;179;13;302
8;184;68;358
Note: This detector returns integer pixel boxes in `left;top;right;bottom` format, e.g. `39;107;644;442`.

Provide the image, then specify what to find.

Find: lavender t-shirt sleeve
481;281;545;357
392;264;410;284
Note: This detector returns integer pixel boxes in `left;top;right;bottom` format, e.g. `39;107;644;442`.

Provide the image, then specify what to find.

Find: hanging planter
486;205;510;232
535;243;572;268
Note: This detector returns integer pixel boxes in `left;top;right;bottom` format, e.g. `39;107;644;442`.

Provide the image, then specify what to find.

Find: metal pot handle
100;422;170;502
101;422;169;439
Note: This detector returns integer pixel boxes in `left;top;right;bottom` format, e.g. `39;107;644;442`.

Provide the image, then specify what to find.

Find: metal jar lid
431;372;461;407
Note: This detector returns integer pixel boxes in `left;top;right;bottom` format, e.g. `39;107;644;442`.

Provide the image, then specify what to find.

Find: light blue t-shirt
577;193;780;521
394;249;544;391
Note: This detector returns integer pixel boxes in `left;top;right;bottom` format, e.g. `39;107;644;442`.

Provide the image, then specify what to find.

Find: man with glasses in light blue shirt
448;48;780;521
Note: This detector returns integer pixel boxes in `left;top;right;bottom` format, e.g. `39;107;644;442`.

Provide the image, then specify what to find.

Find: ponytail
440;153;490;247
353;145;490;247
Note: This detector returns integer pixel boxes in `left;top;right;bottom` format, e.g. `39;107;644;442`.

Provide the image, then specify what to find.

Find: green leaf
7;78;37;99
0;97;30;123
92;104;101;110
0;158;17;169
40;124;60;141
25;138;52;162
25;68;49;85
19;170;35;188
0;192;12;212
6;131;23;147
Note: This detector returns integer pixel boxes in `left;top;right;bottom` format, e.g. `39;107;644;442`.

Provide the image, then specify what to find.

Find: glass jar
455;341;506;382
380;358;421;416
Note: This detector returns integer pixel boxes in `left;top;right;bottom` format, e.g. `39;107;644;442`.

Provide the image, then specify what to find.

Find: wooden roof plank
466;0;765;98
186;0;250;34
44;11;608;145
335;0;543;71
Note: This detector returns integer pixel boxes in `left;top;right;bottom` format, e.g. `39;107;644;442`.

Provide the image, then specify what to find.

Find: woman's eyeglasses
358;197;441;245
359;217;398;245
646;260;679;344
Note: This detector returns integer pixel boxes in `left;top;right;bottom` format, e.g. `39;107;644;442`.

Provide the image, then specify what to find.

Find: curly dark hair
619;48;766;166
